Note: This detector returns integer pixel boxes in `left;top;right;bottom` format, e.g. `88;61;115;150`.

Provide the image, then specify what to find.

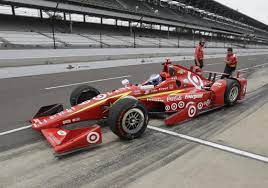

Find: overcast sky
214;0;268;25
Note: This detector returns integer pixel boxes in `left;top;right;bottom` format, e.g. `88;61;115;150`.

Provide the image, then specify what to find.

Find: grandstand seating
43;32;99;47
68;0;124;11
58;0;256;36
0;31;63;47
2;29;262;49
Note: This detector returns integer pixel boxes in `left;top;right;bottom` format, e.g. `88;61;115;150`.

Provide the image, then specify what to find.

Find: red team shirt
226;54;238;68
195;44;204;61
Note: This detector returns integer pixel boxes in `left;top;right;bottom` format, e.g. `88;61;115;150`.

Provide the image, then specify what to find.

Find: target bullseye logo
187;72;204;90
165;105;171;111
178;101;185;108
197;102;203;110
87;132;100;144
193;76;199;83
188;105;197;118
171;103;178;111
57;130;67;136
93;94;107;101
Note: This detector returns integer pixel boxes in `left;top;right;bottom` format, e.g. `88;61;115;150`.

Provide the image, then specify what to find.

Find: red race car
31;59;247;155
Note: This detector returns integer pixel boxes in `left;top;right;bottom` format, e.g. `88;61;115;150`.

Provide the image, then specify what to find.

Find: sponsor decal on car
187;72;204;90
78;100;92;106
214;82;223;87
188;105;197;118
57;130;67;136
171;103;178;111
167;95;182;102
178;101;185;108
204;99;211;106
197;102;204;110
133;90;142;95
159;87;169;91
87;132;100;144
62;119;72;125
147;98;164;102
184;94;203;100
178;69;185;75
169;84;174;90
93;94;107;101
72;117;81;123
165;105;171;111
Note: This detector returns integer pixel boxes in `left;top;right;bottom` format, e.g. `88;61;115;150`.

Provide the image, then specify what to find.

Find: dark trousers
195;59;204;69
221;66;236;79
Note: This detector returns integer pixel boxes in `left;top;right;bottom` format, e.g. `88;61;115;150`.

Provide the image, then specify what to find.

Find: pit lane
0;54;268;188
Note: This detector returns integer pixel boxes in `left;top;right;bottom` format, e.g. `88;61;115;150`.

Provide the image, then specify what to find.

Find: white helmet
148;74;162;86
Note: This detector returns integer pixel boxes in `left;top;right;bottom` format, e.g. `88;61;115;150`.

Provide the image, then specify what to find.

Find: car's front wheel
108;98;149;140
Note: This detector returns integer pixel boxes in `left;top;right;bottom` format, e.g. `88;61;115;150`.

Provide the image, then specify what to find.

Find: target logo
188;105;197;118
93;94;107;101
87;132;100;144
187;72;204;90
171;103;178;111
57;130;67;136
178;101;185;108
165;105;171;111
197;102;204;110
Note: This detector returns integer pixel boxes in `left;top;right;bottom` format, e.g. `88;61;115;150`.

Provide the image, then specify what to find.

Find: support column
11;5;15;16
39;9;43;19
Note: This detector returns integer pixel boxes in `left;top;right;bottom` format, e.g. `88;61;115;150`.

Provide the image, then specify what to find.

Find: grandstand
0;0;268;49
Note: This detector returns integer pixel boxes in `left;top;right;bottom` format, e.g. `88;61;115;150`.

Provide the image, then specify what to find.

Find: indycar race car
31;59;247;155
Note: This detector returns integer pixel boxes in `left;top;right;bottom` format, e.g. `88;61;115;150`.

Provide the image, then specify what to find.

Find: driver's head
149;74;162;86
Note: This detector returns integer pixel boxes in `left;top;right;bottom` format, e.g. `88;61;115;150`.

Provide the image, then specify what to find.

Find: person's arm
225;60;232;65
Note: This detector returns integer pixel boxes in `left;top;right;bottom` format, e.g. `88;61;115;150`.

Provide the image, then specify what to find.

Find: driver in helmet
146;74;162;86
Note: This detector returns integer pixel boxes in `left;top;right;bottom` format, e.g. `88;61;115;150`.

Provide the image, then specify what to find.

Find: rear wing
203;71;243;82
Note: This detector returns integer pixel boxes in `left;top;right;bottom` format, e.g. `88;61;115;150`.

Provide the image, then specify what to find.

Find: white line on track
148;126;268;163
0;125;32;136
44;75;131;90
239;62;268;71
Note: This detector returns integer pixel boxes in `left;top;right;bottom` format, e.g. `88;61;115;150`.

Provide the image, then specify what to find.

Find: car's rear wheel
108;98;148;140
224;79;240;106
70;85;100;106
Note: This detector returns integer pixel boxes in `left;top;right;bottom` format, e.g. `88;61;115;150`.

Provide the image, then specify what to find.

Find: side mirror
122;79;130;87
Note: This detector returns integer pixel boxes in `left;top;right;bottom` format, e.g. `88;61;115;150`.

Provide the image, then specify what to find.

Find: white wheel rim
122;108;145;134
229;86;239;102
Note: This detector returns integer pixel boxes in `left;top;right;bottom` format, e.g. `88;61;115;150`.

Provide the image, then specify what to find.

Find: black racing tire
224;79;240;106
108;97;149;140
70;85;100;106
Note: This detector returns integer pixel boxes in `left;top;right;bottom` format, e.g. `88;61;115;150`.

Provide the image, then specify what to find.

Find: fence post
133;30;136;48
100;32;102;48
177;34;180;48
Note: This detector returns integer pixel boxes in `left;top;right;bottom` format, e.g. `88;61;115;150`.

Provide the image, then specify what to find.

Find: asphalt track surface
0;54;268;187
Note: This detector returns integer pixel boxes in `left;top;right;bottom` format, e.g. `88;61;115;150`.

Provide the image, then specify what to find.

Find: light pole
52;1;60;49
